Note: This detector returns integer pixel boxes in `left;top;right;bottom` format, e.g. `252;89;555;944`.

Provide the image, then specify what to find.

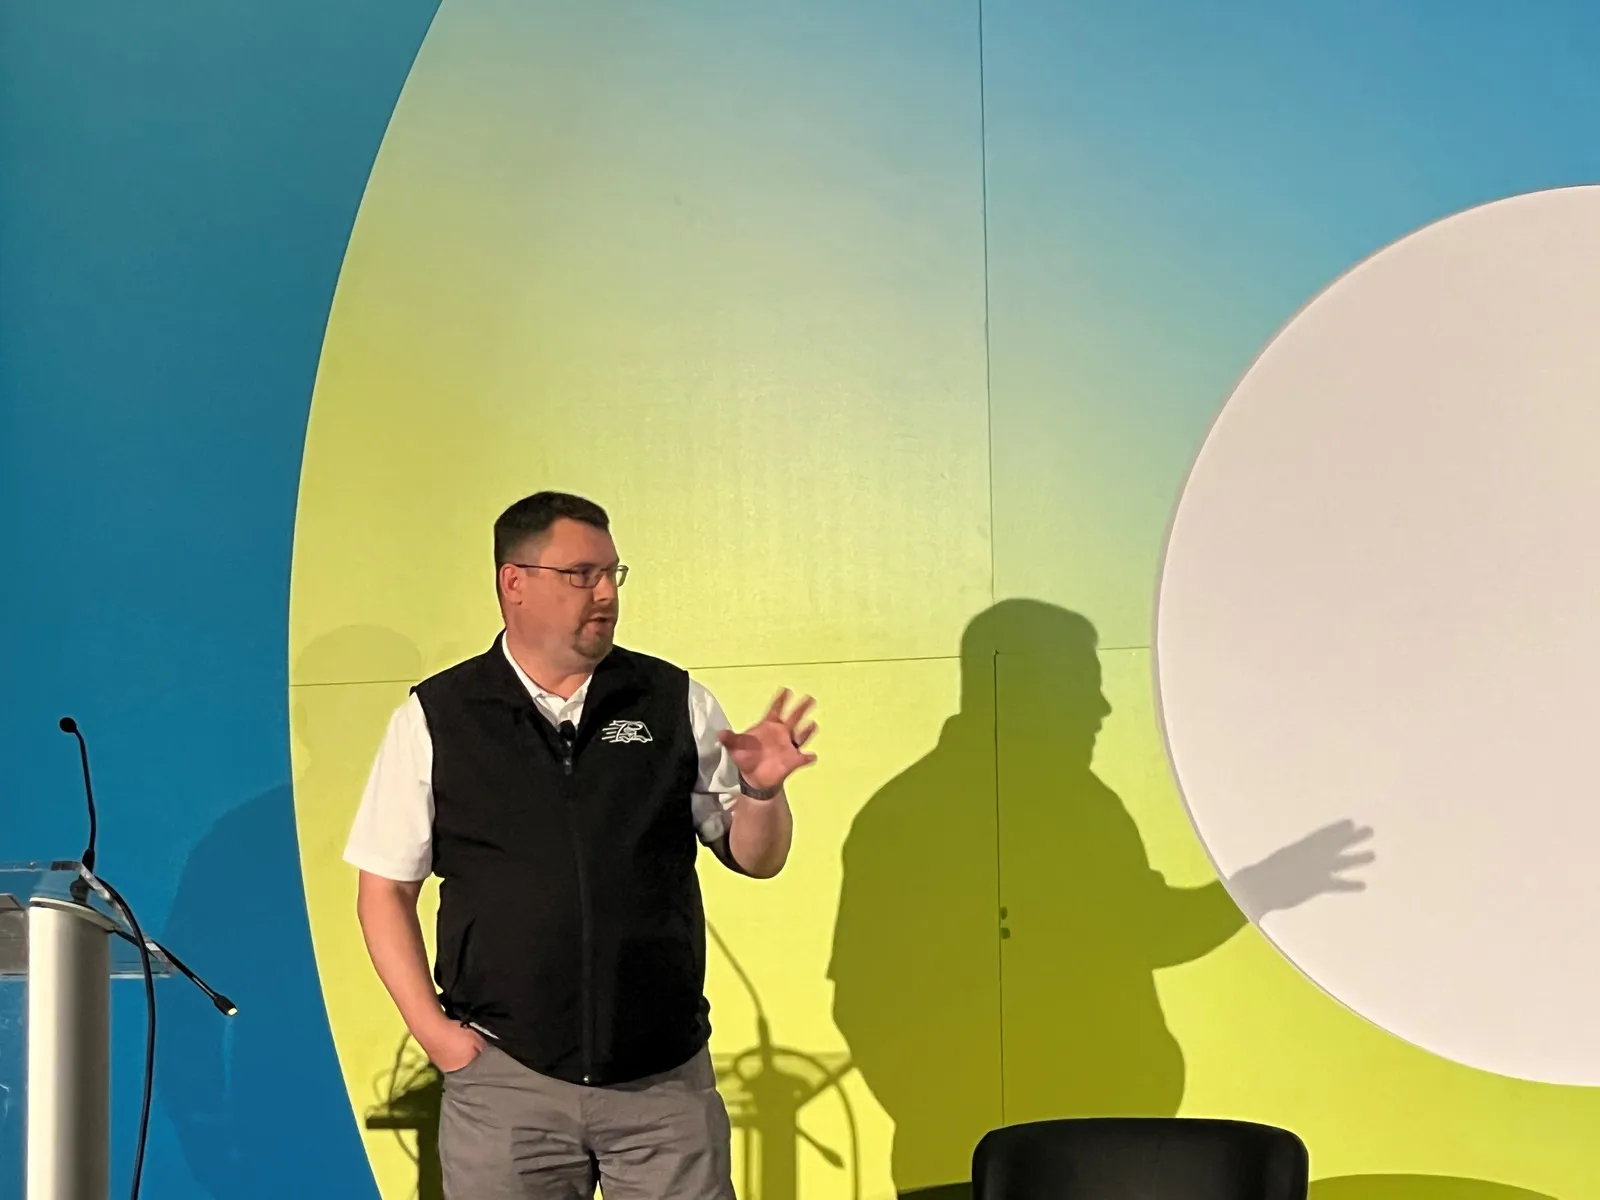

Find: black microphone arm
109;920;238;1017
58;716;238;1017
58;715;98;872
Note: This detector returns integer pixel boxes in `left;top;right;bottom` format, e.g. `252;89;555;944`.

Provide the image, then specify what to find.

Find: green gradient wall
287;4;1600;1199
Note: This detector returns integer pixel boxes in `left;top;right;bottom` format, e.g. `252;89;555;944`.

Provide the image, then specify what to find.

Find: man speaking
343;491;817;1198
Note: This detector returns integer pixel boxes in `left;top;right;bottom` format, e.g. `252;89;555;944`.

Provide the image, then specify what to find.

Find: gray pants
439;1044;735;1199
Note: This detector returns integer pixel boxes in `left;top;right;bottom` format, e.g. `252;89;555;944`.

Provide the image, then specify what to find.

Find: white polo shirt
343;638;744;882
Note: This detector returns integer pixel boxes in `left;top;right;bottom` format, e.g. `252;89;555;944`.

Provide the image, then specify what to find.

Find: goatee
575;626;614;662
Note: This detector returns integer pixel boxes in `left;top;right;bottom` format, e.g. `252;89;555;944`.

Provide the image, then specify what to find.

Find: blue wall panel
0;2;436;1194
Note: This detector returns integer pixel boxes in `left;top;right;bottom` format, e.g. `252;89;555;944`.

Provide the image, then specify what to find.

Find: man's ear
497;561;521;605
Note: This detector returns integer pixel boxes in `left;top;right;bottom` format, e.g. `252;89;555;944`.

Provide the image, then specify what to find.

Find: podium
0;862;173;1200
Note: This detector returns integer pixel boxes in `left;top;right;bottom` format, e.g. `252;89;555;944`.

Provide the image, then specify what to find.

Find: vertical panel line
979;0;996;607
991;647;1007;1127
977;0;1008;1129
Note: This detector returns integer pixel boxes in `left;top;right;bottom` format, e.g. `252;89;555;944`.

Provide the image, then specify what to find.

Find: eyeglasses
512;563;629;589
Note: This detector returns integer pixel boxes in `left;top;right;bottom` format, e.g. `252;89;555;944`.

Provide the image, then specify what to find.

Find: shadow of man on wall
829;599;1372;1199
159;625;425;1198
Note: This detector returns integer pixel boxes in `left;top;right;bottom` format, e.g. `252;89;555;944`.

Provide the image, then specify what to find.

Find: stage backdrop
5;2;1600;1199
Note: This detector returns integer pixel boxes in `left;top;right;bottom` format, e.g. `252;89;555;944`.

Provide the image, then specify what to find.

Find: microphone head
58;716;79;734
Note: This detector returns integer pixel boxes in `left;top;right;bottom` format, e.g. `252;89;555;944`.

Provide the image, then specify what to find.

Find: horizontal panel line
287;644;1154;690
288;653;959;689
287;653;960;689
688;653;958;672
289;677;419;689
990;643;1151;656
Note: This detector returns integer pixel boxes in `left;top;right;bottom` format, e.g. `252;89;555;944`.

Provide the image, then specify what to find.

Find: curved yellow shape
289;5;991;1196
289;8;1600;1199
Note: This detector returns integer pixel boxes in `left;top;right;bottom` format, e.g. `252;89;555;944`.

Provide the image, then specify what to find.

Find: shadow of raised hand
1226;819;1375;923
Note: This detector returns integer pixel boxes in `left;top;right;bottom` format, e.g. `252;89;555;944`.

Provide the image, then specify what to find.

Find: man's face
501;518;621;666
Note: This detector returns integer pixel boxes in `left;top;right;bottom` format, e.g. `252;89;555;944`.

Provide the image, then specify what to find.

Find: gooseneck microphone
56;714;234;1004
58;714;156;1200
57;716;97;873
55;715;238;1200
55;715;237;1011
114;931;238;1017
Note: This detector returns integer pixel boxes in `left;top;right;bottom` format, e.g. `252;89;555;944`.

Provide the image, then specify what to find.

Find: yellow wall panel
290;3;992;687
698;657;982;1200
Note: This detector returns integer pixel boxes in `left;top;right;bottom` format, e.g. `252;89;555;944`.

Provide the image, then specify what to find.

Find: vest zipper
558;733;596;1084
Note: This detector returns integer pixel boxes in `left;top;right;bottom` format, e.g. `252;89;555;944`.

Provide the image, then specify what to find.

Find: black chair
972;1117;1309;1200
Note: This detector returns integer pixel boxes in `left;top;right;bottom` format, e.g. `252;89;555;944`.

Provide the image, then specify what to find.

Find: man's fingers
784;695;816;727
766;689;815;728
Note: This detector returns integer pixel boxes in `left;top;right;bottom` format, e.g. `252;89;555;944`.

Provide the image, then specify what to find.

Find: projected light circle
1155;186;1600;1085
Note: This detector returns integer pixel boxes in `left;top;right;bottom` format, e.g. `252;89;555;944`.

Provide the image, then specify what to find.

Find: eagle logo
599;719;653;745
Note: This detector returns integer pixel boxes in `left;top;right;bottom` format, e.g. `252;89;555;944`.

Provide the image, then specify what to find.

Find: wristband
740;776;783;801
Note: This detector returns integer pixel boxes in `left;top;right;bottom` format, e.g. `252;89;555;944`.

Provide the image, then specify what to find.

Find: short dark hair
493;491;610;566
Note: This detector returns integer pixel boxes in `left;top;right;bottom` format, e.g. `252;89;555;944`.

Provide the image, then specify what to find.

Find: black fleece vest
414;636;708;1086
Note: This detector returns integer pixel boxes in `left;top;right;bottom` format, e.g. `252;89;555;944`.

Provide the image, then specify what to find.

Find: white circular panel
1155;186;1600;1084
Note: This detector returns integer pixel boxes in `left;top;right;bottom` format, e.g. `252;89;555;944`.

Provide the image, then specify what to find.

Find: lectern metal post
26;897;115;1200
1;862;174;1200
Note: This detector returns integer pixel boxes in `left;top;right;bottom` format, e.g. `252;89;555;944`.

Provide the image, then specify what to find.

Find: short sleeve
687;679;742;845
342;693;436;882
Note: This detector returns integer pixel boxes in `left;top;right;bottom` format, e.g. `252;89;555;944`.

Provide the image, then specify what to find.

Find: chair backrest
973;1117;1309;1200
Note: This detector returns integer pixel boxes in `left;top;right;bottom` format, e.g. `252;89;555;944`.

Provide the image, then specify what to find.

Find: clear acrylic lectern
0;862;172;1200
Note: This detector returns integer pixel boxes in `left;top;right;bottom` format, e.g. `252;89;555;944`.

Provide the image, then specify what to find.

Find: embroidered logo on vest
599;719;653;745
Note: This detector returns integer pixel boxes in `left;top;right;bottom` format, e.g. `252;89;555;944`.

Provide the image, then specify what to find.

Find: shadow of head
157;623;424;1197
291;625;423;765
295;624;423;681
960;599;1110;769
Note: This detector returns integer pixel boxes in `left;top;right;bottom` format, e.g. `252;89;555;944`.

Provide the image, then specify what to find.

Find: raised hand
717;689;818;794
1227;818;1375;922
